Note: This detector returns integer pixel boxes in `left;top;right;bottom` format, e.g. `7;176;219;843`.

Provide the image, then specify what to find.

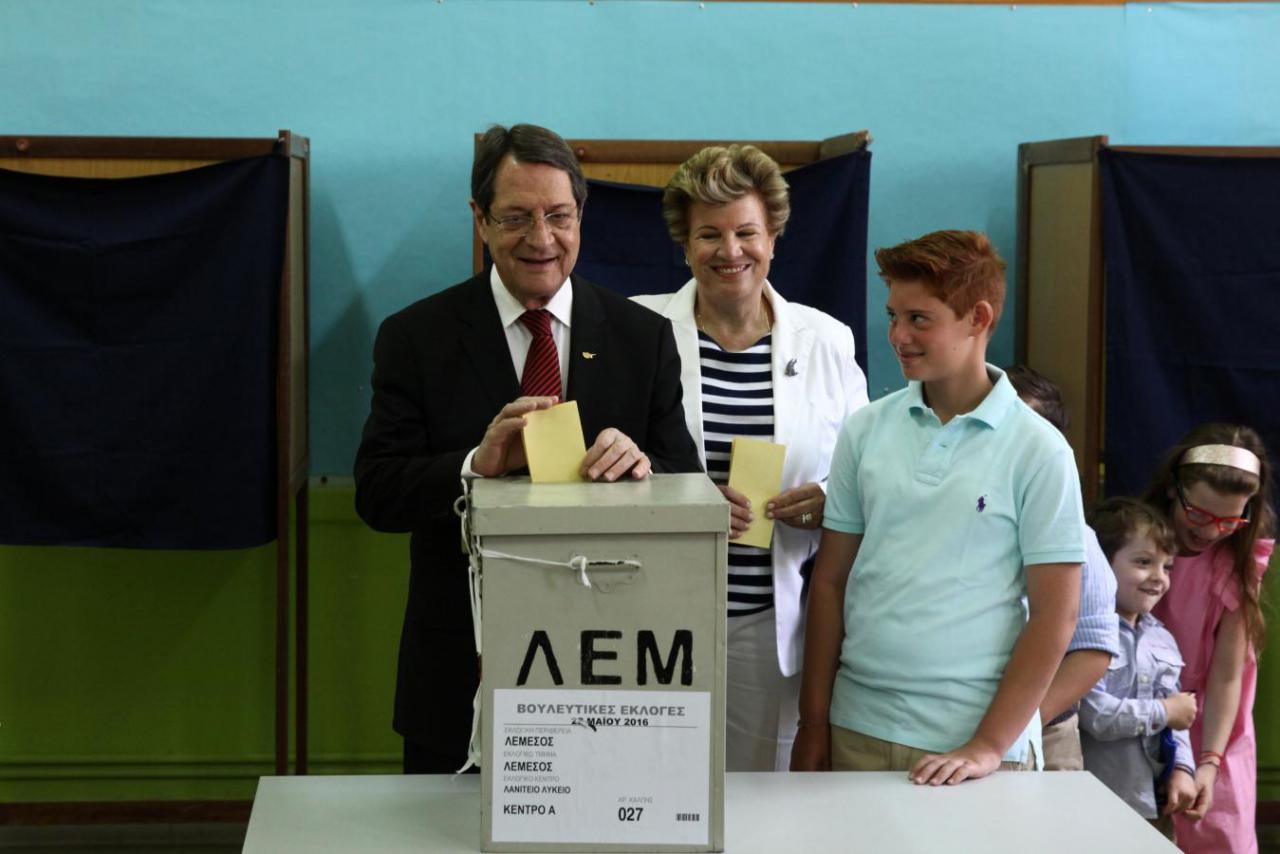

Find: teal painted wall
5;0;1279;474
3;0;1280;802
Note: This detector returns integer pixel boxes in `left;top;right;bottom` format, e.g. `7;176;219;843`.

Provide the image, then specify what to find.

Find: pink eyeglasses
1175;482;1250;534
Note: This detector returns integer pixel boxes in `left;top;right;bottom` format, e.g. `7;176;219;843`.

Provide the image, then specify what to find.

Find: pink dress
1151;537;1273;854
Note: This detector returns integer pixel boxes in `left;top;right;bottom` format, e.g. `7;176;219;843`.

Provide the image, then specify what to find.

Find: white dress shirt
463;270;573;477
487;266;572;396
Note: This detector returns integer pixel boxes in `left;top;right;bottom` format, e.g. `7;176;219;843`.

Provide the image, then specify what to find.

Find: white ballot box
469;473;728;853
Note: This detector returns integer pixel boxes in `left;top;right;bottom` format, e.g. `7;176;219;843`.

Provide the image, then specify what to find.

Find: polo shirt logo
977;495;987;513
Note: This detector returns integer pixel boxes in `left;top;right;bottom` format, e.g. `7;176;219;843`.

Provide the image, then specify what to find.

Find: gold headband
1181;444;1262;476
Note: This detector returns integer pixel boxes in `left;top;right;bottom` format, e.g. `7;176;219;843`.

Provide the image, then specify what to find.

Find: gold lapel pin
582;351;597;359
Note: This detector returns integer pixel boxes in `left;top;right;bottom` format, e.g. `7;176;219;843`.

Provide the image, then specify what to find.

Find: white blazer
633;279;869;676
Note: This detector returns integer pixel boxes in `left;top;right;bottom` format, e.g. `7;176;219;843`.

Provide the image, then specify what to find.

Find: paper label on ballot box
490;688;711;845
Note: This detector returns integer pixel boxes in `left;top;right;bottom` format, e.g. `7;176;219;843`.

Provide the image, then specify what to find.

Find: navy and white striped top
698;329;775;618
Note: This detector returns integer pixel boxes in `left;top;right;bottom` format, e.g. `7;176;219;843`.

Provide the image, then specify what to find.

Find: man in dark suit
354;124;702;773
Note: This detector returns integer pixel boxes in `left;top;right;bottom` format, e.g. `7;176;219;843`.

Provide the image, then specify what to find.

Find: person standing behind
354;124;702;774
1144;424;1274;853
791;231;1084;784
1078;497;1197;839
1005;365;1120;771
633;145;869;771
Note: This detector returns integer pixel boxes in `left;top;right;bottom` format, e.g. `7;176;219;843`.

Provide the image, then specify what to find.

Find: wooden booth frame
0;132;311;820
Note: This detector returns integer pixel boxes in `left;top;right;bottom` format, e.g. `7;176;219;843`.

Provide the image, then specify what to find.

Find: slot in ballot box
469;473;728;853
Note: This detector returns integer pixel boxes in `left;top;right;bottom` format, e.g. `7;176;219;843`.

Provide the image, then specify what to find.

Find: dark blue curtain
575;150;871;375
0;155;287;549
1100;149;1280;498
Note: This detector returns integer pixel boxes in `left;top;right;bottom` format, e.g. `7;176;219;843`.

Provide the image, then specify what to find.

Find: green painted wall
0;483;404;802
1257;560;1280;802
4;482;1280;802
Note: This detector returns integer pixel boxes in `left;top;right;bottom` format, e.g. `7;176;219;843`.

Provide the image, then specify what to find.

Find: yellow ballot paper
727;437;787;549
521;401;587;483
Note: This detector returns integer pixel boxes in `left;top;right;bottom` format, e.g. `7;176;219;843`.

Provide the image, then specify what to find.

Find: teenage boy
791;231;1085;785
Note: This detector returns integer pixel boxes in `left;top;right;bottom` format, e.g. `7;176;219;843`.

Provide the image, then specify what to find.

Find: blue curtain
1100;149;1280;498
575;150;871;375
0;155;287;548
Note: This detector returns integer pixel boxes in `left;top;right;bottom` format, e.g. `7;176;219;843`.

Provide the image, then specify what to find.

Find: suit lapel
565;276;606;407
768;288;815;451
458;272;521;411
664;283;705;466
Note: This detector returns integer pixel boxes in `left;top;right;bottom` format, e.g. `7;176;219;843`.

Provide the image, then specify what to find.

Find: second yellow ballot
727;437;787;549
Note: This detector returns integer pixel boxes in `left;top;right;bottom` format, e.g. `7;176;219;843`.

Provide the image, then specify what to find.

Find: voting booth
468;473;728;852
1015;136;1280;503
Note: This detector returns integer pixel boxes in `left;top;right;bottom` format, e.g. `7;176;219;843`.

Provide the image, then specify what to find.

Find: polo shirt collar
906;364;1018;429
969;365;1017;429
905;380;929;416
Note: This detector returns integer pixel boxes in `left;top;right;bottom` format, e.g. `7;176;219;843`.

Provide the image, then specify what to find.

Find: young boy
791;231;1085;784
1080;498;1197;835
1006;365;1121;771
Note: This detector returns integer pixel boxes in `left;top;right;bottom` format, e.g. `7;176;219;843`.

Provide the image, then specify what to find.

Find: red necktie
519;309;561;398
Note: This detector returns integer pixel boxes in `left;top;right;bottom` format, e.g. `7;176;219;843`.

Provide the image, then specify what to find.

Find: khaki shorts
1041;712;1084;771
830;724;1036;772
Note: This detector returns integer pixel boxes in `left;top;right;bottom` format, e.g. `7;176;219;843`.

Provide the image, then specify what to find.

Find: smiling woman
633;143;869;772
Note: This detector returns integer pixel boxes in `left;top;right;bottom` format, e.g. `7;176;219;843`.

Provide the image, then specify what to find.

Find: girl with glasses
1142;423;1275;854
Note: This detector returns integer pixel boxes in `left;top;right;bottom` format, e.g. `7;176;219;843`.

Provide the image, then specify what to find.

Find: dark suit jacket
353;271;701;760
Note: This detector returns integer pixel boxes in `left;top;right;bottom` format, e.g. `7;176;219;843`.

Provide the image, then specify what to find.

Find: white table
244;772;1176;853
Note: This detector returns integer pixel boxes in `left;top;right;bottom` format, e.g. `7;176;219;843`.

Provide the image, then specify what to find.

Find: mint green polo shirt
824;366;1085;765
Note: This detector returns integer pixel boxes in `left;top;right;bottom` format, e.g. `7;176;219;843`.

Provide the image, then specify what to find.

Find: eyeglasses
1175;481;1251;534
486;210;578;235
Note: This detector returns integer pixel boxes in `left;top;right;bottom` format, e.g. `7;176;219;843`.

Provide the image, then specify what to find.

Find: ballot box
469;473;728;853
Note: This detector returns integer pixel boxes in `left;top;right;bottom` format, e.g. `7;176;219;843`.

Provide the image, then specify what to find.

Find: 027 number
617;807;644;822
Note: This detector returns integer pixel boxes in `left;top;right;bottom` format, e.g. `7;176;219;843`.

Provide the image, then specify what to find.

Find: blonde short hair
662;144;790;244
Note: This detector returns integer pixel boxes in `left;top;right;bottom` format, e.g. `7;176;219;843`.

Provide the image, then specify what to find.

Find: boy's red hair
875;230;1007;328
